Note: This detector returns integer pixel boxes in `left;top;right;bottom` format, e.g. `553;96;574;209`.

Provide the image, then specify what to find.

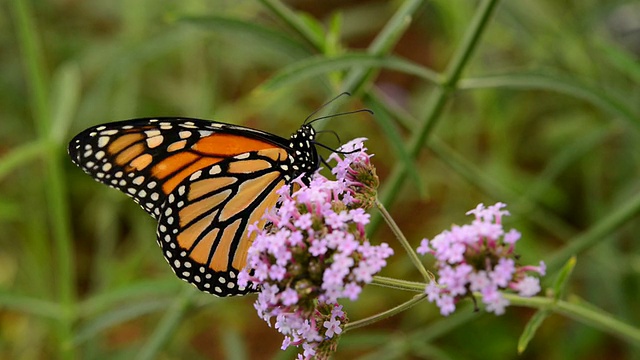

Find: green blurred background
2;0;639;359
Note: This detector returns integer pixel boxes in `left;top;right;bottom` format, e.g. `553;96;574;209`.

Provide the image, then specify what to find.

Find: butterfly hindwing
156;149;289;296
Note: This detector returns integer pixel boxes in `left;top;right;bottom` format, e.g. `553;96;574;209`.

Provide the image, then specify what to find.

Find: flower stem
375;198;431;282
372;275;426;293
487;293;640;345
345;293;428;332
371;0;501;234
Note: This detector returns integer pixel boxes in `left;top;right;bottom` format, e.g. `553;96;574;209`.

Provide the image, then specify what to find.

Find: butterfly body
69;117;319;296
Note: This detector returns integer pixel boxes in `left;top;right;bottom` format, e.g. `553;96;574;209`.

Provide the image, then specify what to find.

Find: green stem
0;140;48;181
258;0;324;51
11;1;76;358
262;0;425;116
375;199;430;281
369;275;640;346
501;294;640;345
372;0;501;233
345;293;428;332
545;189;640;273
339;0;425;95
372;276;426;293
135;287;198;360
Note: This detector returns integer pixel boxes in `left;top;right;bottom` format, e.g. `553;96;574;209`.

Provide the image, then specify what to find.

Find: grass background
2;0;640;359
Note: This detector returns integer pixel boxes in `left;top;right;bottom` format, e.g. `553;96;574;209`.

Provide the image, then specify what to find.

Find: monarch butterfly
68;117;321;297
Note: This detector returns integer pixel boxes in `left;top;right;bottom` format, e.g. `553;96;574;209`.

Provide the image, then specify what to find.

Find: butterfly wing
69;117;319;296
68;118;290;219
157;148;290;296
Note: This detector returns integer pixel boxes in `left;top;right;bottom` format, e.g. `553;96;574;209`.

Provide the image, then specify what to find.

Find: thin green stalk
258;0;324;51
11;0;76;358
428;138;577;240
345;293;428;332
373;0;501;233
501;294;640;346
375;199;430;281
261;0;424;137
0;140;48;181
368;276;640;346
372;276;425;293
0;292;63;320
545;189;640;273
339;0;425;95
135;287;198;360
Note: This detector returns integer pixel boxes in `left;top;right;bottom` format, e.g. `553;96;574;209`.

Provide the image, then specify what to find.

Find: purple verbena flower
419;203;544;316
239;138;388;359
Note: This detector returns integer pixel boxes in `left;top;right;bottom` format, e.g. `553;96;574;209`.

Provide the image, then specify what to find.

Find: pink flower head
419;203;544;316
239;139;389;359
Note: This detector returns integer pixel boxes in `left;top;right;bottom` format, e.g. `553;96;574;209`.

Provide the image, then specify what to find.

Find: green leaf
518;309;550;354
365;96;426;198
0;140;47;181
135;287;198;360
325;11;344;57
176;15;313;58
459;72;640;131
49;62;81;145
597;42;640;84
298;12;327;51
73;298;173;345
552;256;576;301
221;328;248;360
0;290;63;320
78;279;181;317
259;52;440;91
258;0;325;51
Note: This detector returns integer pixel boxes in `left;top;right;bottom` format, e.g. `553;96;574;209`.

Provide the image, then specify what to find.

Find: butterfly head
288;124;320;180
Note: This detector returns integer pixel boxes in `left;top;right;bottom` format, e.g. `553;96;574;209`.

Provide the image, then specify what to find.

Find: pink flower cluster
417;203;545;315
238;139;390;359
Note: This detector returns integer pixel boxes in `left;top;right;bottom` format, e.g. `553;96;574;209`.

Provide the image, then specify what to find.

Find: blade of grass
341;0;424;94
78;279;181;318
428;137;577;239
459;72;639;131
176;15;313;58
365;95;425;197
221;328;248;360
11;1;76;358
597;41;640;84
0;140;48;181
258;0;325;51
49;62;81;145
262;0;425;111
260;53;439;92
372;0;502;233
0;291;63;320
135;287;198;360
339;0;425;96
74;298;174;345
545;190;640;273
502;294;640;345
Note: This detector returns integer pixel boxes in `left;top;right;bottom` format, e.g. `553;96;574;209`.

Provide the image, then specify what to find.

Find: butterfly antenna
303;92;352;124
315;129;342;145
320;156;334;171
307;108;373;126
314;141;359;155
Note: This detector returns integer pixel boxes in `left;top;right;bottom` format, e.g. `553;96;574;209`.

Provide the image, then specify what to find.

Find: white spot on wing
98;136;110;148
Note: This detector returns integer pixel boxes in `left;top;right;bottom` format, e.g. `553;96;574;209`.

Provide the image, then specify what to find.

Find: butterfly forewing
68;118;288;218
